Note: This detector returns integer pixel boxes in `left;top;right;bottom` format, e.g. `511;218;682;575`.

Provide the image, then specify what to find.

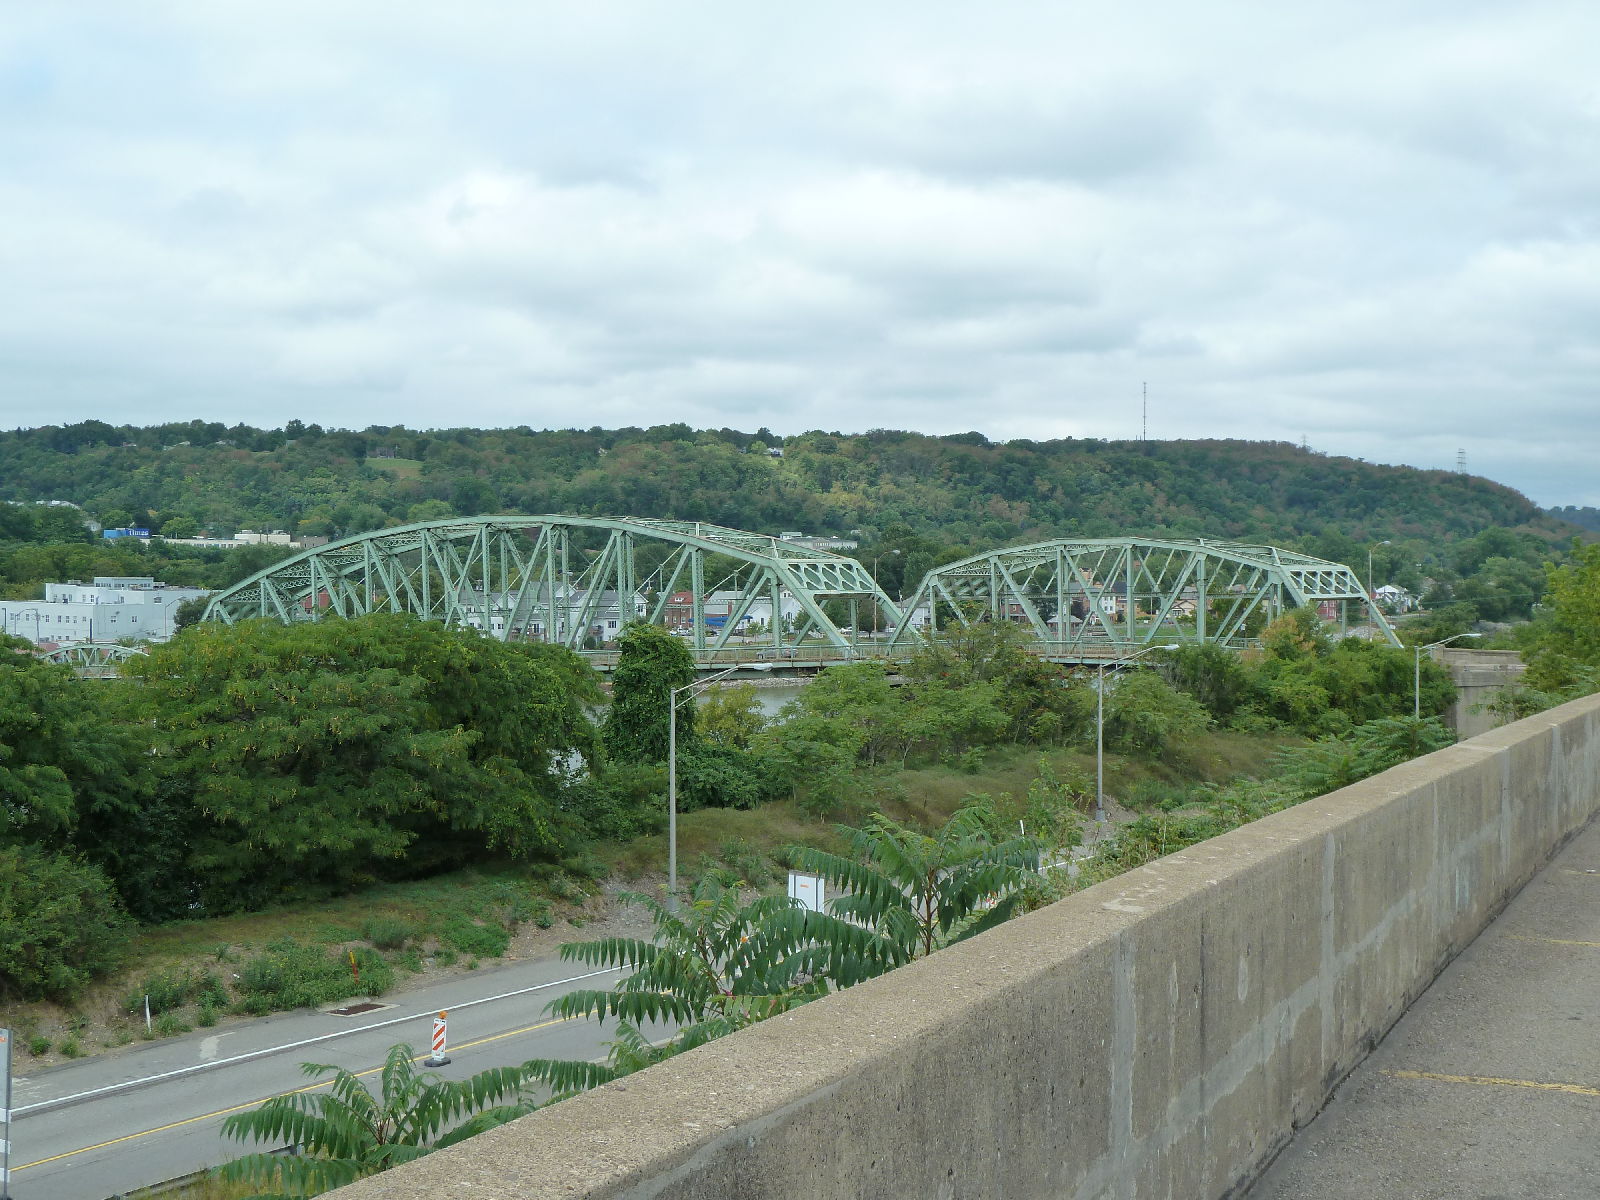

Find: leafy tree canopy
0;844;133;1001
218;1043;531;1198
128;615;601;910
602;622;695;766
789;805;1041;963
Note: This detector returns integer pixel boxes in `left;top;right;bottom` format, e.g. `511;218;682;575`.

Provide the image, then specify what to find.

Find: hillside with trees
0;421;1580;552
0;422;1586;624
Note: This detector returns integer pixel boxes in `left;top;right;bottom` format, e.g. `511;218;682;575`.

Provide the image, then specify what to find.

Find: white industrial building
1;577;210;647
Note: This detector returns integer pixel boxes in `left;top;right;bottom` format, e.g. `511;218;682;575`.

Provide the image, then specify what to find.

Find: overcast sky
2;2;1596;506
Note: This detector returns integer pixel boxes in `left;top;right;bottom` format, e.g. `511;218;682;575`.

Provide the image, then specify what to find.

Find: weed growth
234;940;395;1012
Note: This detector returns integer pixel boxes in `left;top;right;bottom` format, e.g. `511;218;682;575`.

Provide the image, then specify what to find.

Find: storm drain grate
328;1001;390;1016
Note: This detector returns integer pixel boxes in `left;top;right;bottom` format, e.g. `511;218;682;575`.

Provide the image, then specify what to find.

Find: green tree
754;662;907;807
901;621;1087;745
217;1043;531;1198
1100;671;1210;755
548;876;892;1033
695;682;768;749
1534;542;1600;675
172;595;209;630
129;616;601;911
602;622;695;765
1272;717;1455;797
157;515;201;539
0;643;159;912
788;805;1041;963
0;844;133;1001
1160;643;1251;723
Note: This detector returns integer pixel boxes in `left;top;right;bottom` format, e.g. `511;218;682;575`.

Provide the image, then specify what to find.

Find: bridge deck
1249;813;1600;1197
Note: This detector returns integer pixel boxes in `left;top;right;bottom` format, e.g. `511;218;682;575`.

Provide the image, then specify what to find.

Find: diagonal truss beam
201;515;904;664
886;536;1398;658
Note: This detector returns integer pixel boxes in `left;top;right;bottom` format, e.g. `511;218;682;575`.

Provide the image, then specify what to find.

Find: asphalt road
8;954;634;1200
1249;815;1600;1199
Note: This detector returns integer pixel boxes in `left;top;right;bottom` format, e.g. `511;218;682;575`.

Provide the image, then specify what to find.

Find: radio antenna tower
1141;382;1147;442
1456;448;1467;474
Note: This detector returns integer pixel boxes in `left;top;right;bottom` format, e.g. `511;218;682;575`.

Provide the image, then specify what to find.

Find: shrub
28;1036;51;1056
60;1037;83;1058
154;1012;191;1037
570;762;668;841
123;969;193;1017
123;967;231;1018
437;918;509;959
1100;672;1209;756
235;940;396;1012
360;916;415;950
0;846;133;1002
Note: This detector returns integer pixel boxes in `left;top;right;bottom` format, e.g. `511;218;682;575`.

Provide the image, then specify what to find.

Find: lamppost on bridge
868;549;900;636
1414;632;1481;719
1096;643;1180;824
667;662;772;911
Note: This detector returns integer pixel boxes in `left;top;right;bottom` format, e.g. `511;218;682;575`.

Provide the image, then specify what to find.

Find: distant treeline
1547;505;1600;533
0;421;1582;549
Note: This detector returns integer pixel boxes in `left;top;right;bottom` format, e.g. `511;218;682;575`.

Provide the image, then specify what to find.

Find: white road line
13;965;620;1119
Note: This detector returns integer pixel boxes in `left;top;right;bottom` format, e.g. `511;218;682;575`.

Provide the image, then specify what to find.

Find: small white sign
788;872;825;913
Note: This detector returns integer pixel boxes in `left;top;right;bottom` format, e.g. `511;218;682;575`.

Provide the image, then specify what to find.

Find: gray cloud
1;1;1597;505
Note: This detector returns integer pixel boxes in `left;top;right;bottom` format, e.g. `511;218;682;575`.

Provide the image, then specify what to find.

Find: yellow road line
1386;1069;1600;1098
1507;933;1600;948
15;1016;573;1171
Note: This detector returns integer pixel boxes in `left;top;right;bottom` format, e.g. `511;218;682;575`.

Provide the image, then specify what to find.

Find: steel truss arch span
39;641;150;677
200;515;902;663
886;537;1399;660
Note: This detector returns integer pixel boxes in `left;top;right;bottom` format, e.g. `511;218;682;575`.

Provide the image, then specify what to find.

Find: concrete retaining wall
336;693;1600;1200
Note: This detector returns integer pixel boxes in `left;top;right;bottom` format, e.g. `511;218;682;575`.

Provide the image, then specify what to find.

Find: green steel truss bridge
202;516;902;665
39;641;149;677
884;537;1398;660
201;520;1397;666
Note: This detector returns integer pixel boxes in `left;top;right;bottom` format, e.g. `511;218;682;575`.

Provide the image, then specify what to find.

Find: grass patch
360;916;415;950
603;800;852;883
437;918;509;959
364;456;423;479
133;869;558;965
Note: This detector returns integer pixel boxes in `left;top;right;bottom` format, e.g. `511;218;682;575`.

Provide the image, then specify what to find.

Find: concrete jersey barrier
333;692;1600;1200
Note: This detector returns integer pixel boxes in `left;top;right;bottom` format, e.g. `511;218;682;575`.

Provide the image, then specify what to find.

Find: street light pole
1414;632;1482;719
667;661;771;911
1094;642;1180;824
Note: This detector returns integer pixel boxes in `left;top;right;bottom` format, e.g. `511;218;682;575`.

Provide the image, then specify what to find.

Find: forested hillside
1548;506;1600;533
0;422;1577;555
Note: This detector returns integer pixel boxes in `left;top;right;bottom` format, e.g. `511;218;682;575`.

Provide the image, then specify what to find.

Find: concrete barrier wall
336;693;1600;1200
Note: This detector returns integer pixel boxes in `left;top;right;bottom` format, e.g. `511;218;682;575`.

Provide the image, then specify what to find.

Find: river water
736;681;809;719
